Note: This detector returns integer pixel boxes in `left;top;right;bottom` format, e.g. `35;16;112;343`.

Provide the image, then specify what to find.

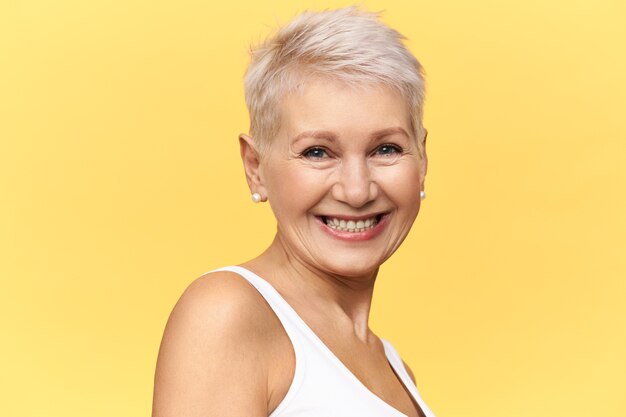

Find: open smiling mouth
317;213;388;233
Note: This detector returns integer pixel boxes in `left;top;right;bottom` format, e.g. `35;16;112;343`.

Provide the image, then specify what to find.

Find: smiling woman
250;79;424;272
152;6;433;417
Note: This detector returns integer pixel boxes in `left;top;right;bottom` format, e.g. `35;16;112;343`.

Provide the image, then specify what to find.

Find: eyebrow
292;127;409;144
292;130;337;144
370;127;410;141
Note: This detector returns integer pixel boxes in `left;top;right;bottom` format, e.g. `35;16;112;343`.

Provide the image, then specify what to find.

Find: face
247;78;426;277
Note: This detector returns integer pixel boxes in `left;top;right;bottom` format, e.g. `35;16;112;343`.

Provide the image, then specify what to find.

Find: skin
152;78;428;417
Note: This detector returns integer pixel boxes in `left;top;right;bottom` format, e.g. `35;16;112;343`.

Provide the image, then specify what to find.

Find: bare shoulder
402;359;417;385
160;270;276;350
175;270;272;326
152;270;276;417
380;337;417;385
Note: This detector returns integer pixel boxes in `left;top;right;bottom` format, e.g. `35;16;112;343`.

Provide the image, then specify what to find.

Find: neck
244;233;380;342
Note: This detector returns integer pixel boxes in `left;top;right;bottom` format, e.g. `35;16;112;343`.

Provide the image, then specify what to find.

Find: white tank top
211;266;436;417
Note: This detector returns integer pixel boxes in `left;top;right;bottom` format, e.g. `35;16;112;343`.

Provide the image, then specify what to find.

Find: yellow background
2;0;625;416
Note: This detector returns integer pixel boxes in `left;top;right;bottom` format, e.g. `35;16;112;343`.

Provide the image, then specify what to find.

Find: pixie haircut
243;6;426;156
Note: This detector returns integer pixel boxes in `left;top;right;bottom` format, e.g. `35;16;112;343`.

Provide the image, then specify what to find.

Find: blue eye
303;147;328;159
376;144;402;156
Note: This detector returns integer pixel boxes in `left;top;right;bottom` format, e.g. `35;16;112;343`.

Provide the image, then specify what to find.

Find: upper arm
152;272;270;417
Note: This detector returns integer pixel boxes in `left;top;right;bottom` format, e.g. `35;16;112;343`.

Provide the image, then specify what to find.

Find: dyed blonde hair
243;6;426;155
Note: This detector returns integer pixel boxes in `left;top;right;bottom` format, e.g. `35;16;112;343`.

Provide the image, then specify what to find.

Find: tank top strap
381;339;437;417
205;266;436;417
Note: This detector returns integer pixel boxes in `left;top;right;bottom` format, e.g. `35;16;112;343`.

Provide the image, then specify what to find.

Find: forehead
277;78;411;139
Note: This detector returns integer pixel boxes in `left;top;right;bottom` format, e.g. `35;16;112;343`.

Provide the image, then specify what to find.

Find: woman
152;6;434;417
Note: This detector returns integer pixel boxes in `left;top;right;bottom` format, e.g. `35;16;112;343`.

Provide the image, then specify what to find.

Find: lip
314;213;390;241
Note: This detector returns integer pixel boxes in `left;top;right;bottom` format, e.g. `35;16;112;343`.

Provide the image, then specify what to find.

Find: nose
331;156;378;208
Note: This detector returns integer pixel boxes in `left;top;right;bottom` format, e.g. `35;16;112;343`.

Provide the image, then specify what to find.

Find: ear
239;134;267;201
420;129;428;192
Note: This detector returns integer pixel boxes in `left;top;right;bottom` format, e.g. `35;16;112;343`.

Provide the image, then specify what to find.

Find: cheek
377;163;422;203
265;163;327;217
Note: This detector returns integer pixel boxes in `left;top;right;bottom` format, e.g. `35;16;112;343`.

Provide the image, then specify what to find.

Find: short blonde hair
243;6;426;155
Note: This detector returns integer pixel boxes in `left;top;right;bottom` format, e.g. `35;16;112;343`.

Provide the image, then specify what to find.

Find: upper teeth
324;216;378;232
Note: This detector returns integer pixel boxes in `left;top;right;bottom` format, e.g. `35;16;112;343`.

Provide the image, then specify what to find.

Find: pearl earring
420;191;426;200
251;192;262;203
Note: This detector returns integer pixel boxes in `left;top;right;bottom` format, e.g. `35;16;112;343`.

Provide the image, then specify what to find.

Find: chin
316;255;383;278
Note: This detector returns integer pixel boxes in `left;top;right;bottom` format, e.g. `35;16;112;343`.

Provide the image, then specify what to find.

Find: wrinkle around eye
374;144;404;156
302;147;329;159
369;144;407;164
